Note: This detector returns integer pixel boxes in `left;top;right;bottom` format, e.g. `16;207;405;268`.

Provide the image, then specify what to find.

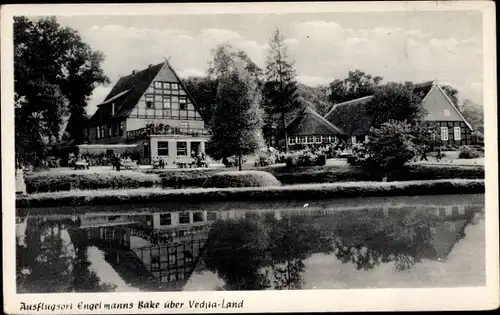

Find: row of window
289;135;339;145
145;95;188;110
137;108;201;120
159;211;218;226
153;81;180;91
96;122;124;139
157;141;188;156
440;126;462;141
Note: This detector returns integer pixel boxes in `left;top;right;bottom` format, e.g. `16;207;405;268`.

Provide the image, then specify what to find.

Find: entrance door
191;142;201;157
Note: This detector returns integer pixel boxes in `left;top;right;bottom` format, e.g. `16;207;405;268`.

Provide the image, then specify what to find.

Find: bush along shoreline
17;179;484;209
156;164;484;188
24;170;161;194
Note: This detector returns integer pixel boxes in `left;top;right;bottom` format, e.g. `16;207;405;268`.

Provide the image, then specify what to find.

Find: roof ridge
324;95;374;119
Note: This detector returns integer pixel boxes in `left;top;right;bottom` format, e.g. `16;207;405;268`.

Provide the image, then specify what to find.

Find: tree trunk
238;154;242;171
283;111;289;153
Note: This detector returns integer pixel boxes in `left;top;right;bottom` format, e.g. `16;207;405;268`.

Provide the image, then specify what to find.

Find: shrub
202;171;281;188
284;152;326;167
25;170;161;193
255;153;276;167
347;144;369;166
159;169;219;188
316;154;327;166
458;146;482;159
350;121;418;170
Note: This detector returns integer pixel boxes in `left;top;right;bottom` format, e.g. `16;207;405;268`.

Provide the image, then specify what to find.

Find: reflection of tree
17;218;115;293
72;243;116;292
17;219;73;292
203;218;271;290
328;208;439;271
268;216;323;290
203;215;324;290
200;207;482;290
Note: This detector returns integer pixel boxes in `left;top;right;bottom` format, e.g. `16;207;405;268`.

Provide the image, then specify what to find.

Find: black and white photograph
2;2;498;313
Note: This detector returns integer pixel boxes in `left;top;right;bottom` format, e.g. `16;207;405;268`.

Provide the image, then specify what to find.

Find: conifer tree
263;29;301;153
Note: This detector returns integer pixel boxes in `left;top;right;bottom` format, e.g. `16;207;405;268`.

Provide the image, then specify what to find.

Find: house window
351;136;357;144
306;136;314;144
145;95;154;108
445;207;452;216
431;133;436;141
180;122;189;129
154;82;162;89
315;136;322;143
364;135;369;142
440;127;448;140
176;141;187;156
193;212;204;222
179;212;190;224
179;97;187;110
157;141;169;156
162;96;171;109
207;212;217;221
444;109;451;117
454;127;461;140
119;122;124;136
159;213;171;226
458;206;465;215
163;82;171;90
289;137;297;145
172;83;179;90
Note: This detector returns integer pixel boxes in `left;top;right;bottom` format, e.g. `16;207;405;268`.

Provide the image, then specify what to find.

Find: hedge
24;170;161;193
154;164;484;188
202;171;281;188
271;164;484;184
17;179;484;209
157;169;220;188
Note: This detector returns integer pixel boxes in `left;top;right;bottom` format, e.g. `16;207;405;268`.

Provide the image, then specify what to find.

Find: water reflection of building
274;203;483;263
73;209;248;290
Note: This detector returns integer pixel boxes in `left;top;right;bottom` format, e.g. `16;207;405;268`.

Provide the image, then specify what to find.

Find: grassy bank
149;164;484;188
25;170;161;194
17;179;484;208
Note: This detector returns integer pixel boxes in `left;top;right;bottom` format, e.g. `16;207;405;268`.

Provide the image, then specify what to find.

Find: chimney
148;64;152;69
132;70;136;75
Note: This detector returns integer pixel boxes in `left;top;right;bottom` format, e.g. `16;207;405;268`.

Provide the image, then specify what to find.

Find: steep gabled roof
434;84;474;131
287;106;345;136
324;95;374;121
89;61;205;125
90;62;165;124
323;96;374;136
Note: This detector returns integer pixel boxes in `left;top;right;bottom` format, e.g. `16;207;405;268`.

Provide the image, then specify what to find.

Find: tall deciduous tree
440;85;459;106
14;16;109;165
367;82;426;128
182;76;219;127
209;57;264;171
263;29;301;153
459;99;484;134
328;70;383;104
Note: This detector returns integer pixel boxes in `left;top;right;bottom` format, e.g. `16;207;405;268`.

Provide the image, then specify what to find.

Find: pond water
16;194;485;293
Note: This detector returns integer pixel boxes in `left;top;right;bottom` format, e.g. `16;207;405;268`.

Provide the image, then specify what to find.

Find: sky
54;11;483;116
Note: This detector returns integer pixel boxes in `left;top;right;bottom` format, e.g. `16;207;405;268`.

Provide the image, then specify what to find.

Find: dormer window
145;95;154;108
444;109;450;117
